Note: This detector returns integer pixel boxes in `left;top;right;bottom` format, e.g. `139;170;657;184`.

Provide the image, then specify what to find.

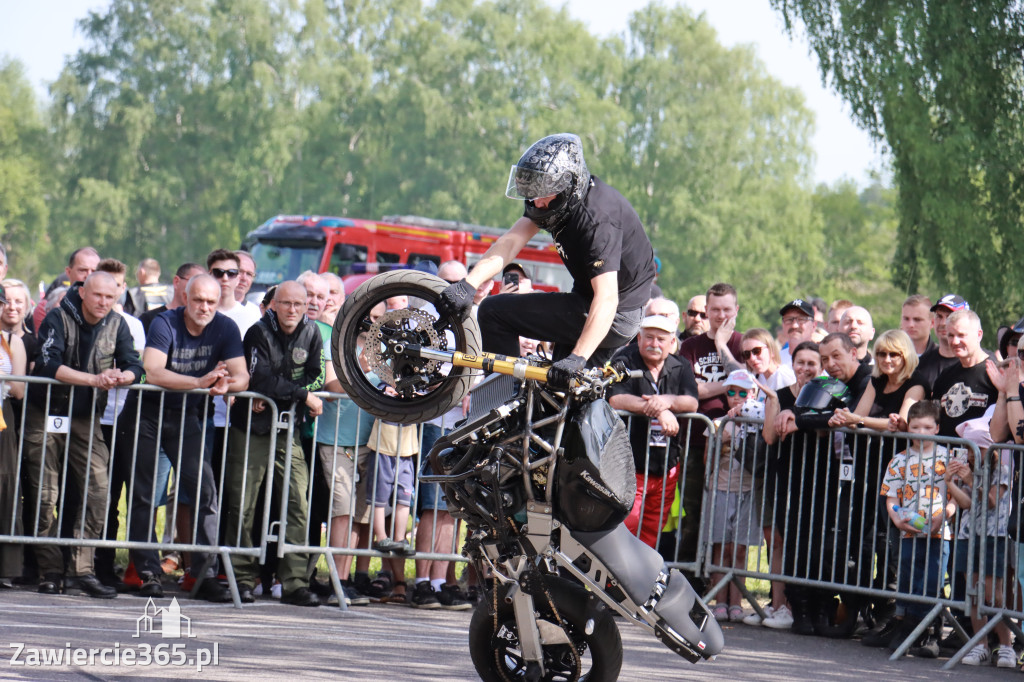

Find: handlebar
399;344;639;389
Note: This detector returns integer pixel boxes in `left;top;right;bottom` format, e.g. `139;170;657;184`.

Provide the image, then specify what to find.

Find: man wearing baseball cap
778;299;816;366
918;294;969;392
608;314;698;550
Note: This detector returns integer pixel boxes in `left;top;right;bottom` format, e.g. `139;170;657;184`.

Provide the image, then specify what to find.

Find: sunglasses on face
876;350;902;359
741;347;764;360
687;309;708;319
726;389;749;398
211;268;239;279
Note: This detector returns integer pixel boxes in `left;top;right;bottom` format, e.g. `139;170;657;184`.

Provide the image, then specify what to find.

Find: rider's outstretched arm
465;218;540;288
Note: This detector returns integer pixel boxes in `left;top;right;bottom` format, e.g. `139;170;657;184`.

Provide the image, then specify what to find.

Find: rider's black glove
547;353;586;390
436;279;476;321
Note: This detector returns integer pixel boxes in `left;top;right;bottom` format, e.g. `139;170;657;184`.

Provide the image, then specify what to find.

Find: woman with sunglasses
750;341;822;630
829;329;926;434
0;284;27;587
741;328;795;395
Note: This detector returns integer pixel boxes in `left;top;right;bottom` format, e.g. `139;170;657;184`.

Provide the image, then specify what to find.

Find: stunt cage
330;270;723;682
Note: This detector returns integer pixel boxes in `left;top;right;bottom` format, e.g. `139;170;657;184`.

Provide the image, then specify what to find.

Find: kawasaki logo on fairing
581;470;613;499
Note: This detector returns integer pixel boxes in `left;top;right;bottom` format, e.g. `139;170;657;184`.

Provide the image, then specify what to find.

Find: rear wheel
468;578;622;682
331;270;481;424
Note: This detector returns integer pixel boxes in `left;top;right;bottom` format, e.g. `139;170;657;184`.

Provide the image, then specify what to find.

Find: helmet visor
505;165;571;201
795;381;843;412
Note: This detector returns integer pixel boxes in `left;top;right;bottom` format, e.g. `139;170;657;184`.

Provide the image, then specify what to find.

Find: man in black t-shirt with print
931;309;998;437
919;293;970;395
437;133;656;389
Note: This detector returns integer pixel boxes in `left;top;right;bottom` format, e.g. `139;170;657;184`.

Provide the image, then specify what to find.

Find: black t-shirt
546;176;656;311
607;344;699;475
932;359;999;437
917;346;960;396
677;331;744;418
867;370;927;419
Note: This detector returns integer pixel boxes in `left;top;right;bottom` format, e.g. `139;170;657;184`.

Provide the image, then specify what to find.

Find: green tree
604;5;824;329
770;1;1024;332
0;58;52;280
813;180;904;331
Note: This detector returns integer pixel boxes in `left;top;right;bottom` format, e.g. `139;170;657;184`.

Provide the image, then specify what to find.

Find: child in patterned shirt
876;400;956;656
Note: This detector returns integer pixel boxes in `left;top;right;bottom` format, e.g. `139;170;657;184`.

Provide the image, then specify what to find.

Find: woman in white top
741;328;795;396
0;284;27;585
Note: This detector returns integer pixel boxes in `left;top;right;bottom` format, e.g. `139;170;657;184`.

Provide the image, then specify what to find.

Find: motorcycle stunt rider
436;133;656;388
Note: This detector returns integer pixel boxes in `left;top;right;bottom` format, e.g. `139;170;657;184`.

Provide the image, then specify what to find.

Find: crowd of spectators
3;246;1024;669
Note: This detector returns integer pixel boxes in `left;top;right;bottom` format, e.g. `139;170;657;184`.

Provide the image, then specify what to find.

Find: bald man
122;274;248;603
840;306;876;365
224;281;325;606
26;271;143;599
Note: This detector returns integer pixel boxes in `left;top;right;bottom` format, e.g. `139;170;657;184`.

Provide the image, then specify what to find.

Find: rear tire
331;270;481;424
468;578;622;682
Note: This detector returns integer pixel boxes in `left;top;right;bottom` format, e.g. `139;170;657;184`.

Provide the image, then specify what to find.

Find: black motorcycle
331;270;724;681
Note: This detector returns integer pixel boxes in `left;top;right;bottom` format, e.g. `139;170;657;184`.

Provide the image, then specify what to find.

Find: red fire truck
242;214;570;295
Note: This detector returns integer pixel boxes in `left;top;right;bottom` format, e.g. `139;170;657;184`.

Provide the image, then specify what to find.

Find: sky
1;0;886;186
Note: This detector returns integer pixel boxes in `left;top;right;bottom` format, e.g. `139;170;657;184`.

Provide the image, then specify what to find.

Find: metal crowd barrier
0;375;280;608
949;440;1024;668
701;416;989;660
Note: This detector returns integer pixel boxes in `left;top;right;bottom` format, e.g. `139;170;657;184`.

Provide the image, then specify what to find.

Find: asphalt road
0;585;1016;680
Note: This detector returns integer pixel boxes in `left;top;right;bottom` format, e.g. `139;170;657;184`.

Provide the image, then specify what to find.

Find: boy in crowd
868;401;955;657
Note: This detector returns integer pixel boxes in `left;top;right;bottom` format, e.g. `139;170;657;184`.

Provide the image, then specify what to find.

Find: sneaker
743;605;775;626
67;574;117;599
411;582;441;609
341;581;370;606
862;618;904;648
995;645;1016;668
961;644;991;666
160;553;181;574
270;580;282;599
281;587;321;607
466;585;482;605
909;635;939;659
437;584;472;611
138;571;164;599
763;605;794;629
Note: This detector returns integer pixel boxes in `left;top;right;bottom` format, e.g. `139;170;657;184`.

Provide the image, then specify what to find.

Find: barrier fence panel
701;416;981;656
274;392;469;609
613;411;714;578
954;440;1024;669
0;376;280;608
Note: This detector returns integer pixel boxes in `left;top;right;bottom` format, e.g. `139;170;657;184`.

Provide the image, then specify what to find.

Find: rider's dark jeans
476;291;641;366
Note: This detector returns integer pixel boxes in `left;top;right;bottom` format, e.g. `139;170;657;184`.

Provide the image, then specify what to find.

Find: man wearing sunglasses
778;299;816;366
681;295;708;341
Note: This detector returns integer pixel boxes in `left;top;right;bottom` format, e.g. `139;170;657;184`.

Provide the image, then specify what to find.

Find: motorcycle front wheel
469;578;622;682
331;269;481;424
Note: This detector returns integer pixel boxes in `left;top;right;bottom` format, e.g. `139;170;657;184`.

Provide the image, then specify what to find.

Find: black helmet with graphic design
795;376;851;413
506;133;591;232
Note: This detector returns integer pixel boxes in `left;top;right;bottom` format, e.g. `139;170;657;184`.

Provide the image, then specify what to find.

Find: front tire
331;270;481;424
468;578;622;682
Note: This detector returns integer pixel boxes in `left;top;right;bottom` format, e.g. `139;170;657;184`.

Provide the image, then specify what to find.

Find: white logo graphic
135;597;196;639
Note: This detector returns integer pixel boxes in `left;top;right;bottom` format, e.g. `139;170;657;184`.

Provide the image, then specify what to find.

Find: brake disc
366;307;446;390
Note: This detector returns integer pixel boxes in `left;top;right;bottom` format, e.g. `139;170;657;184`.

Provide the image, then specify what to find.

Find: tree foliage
0;59;51;277
771;0;1024;332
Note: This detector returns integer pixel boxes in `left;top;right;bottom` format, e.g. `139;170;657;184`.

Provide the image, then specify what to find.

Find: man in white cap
608;314;698;549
